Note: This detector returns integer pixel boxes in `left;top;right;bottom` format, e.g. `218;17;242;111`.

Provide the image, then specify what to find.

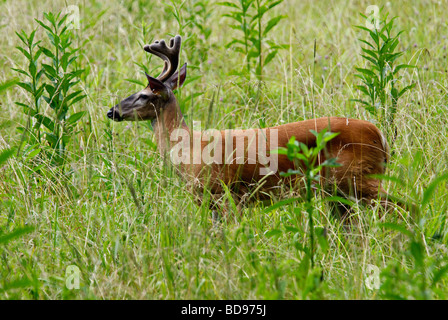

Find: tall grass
0;0;448;299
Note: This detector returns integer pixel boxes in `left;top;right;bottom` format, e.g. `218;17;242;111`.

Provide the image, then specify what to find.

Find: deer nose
107;108;122;121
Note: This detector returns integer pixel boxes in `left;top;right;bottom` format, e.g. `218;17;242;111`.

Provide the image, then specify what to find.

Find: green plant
0;79;19;93
373;166;448;299
352;10;416;136
185;0;213;63
126;20;154;87
219;0;286;79
379;224;448;299
272;129;340;268
0;225;35;295
14;12;86;165
13;28;45;148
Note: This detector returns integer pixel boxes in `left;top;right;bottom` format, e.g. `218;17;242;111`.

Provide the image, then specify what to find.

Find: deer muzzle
107;106;123;122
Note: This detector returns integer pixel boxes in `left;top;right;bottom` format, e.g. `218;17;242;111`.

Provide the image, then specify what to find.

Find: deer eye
140;94;149;100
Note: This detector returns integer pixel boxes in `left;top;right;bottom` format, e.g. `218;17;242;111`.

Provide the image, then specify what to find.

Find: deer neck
152;95;189;155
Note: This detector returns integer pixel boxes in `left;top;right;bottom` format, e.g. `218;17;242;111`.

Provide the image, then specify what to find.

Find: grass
1;0;448;299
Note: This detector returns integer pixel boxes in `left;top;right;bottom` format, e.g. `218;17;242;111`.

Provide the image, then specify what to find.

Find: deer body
107;35;391;213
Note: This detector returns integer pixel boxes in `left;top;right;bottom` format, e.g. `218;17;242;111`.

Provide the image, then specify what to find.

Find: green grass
1;0;448;299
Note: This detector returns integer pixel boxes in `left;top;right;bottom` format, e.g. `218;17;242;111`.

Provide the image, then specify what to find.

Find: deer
107;35;394;220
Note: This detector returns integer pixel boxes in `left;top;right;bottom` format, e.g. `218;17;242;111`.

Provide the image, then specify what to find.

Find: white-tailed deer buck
107;35;393;217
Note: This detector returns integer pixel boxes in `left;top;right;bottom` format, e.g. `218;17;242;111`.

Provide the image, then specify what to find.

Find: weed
14;12;86;165
352;9;416;138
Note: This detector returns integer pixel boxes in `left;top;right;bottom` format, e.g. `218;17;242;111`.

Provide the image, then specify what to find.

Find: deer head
107;35;187;122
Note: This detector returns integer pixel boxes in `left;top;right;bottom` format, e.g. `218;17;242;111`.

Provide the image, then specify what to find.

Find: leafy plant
0;225;35;295
373;166;448;299
352;10;416;136
0;148;15;166
13;28;45;148
272;129;340;268
379;225;448;299
127;20;154;87
14;12;86;165
184;0;214;64
0;79;19;93
219;0;287;79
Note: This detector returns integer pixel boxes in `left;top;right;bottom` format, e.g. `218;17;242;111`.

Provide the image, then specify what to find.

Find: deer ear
146;73;167;94
166;63;187;90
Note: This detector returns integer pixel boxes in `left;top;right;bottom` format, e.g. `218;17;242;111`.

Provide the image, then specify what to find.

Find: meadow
0;0;448;299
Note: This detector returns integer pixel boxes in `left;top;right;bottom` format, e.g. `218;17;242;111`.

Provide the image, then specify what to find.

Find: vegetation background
1;0;447;299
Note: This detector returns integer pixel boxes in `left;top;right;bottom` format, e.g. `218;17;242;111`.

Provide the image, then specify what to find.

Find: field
1;0;448;299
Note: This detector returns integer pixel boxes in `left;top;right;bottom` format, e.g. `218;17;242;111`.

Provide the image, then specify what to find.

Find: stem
242;4;250;73
29;40;41;143
312;39;316;118
306;169;315;268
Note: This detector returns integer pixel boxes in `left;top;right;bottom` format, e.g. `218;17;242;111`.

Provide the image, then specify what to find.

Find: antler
144;35;182;82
